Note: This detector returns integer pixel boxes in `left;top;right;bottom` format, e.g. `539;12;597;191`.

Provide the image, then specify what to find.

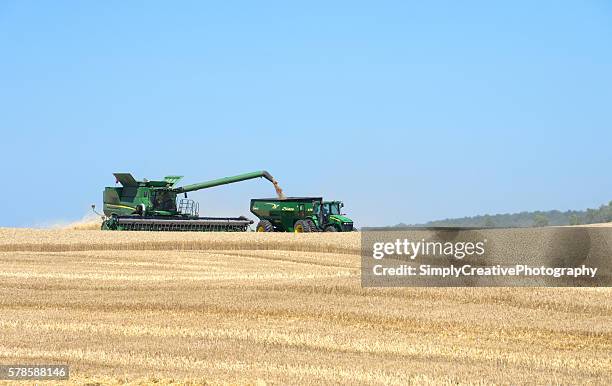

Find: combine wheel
256;220;274;232
294;220;308;233
325;225;337;232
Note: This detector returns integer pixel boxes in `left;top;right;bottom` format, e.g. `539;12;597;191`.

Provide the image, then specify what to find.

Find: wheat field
0;228;610;385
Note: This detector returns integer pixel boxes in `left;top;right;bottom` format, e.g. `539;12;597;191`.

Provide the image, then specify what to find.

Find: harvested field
0;229;610;384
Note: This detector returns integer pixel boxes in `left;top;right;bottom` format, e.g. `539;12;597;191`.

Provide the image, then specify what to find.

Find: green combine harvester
99;171;276;231
250;197;354;232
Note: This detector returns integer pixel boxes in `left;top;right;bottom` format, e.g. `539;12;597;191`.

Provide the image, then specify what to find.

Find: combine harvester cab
101;171;276;231
250;197;354;232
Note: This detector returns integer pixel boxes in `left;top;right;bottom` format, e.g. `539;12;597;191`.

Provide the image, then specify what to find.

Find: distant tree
585;208;597;224
413;199;612;228
533;214;549;227
569;214;581;226
605;202;612;222
483;215;496;228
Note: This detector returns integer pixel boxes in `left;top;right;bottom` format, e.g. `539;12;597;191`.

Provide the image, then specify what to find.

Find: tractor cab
313;201;353;231
327;201;343;215
316;201;343;217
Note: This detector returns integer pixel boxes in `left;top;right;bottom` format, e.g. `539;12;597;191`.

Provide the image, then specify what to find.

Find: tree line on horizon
398;200;612;228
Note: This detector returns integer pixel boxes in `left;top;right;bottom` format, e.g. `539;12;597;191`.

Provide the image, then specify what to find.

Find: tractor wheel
294;220;307;233
256;220;274;232
325;225;337;232
305;219;317;232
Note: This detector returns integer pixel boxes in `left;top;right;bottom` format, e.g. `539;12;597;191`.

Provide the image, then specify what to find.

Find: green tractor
98;171;277;231
250;197;354;232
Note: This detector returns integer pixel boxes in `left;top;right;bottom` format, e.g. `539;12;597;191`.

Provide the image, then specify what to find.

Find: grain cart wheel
325;225;337;232
305;219;317;232
256;220;274;232
294;220;307;233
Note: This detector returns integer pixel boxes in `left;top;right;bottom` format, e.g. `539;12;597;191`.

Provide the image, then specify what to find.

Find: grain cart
250;197;354;232
98;171;279;231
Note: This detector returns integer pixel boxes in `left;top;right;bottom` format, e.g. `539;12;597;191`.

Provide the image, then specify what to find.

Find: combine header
99;171;277;231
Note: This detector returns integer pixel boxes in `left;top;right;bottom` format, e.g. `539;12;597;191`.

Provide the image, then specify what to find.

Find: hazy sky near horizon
1;1;611;227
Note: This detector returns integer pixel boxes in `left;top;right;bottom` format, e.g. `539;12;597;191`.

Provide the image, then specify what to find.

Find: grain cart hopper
99;171;277;231
250;197;354;232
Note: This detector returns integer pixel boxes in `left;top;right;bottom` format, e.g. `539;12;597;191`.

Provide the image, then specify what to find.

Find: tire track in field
0;346;440;386
0;319;609;378
2;298;610;346
1;272;609;319
0;240;360;255
213;250;357;269
0;270;351;282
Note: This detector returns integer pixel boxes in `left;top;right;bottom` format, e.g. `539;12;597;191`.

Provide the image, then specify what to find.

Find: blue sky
1;1;611;227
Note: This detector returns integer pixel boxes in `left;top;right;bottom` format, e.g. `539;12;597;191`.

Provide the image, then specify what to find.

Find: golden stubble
0;229;610;385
